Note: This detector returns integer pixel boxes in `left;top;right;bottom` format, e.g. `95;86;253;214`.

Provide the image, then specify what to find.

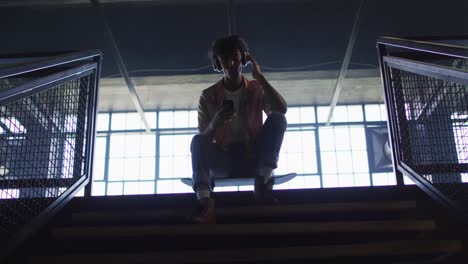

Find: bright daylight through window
86;104;413;196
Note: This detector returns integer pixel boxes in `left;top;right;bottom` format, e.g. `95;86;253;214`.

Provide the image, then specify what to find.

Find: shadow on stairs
8;185;468;264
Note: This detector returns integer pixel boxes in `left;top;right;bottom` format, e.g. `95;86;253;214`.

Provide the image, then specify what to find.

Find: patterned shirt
197;76;276;148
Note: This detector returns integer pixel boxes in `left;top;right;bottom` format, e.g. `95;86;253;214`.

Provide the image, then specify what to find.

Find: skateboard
180;173;297;187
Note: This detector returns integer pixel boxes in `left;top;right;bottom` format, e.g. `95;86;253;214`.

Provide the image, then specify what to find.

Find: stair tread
71;200;418;223
53;219;435;239
30;240;463;264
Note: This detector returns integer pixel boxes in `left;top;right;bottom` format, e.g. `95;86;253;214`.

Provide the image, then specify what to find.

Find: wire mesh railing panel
0;73;93;240
384;57;468;212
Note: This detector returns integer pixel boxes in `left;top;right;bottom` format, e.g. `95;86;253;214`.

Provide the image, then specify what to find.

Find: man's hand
212;103;235;128
247;52;288;114
247;53;263;80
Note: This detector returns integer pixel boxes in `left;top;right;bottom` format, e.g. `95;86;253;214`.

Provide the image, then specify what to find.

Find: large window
92;112;158;196
319;126;369;187
158;134;194;194
91;104;403;196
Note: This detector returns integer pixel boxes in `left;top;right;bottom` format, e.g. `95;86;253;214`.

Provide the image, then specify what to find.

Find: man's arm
198;92;233;137
256;74;287;114
248;53;287;114
197;93;215;137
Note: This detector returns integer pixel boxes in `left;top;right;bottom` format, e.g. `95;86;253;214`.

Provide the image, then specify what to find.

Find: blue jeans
190;112;287;192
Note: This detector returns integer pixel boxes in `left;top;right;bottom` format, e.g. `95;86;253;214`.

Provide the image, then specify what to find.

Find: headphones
212;50;250;72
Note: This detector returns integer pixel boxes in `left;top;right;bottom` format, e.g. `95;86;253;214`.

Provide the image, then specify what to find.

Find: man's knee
191;134;211;152
267;112;287;129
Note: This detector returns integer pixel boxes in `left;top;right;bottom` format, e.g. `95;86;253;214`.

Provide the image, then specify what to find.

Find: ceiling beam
0;0;90;7
325;0;366;126
0;0;231;8
92;0;152;133
226;0;233;35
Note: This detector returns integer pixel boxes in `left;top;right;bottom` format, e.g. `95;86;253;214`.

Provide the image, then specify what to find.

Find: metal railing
377;36;468;220
0;50;101;258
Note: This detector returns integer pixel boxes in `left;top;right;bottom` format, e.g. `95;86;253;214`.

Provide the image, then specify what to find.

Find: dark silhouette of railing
0;50;102;259
377;36;468;220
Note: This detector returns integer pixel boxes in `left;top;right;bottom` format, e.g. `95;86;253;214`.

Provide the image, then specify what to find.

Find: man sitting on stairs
190;35;288;224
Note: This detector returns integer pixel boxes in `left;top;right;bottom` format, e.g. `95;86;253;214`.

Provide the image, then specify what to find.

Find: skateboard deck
180;173;297;187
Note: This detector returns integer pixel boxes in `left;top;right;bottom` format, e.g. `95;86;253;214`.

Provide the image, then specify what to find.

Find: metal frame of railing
377;36;468;220
0;50;102;260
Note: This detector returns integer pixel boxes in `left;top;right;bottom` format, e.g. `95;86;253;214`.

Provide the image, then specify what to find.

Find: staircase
9;185;467;263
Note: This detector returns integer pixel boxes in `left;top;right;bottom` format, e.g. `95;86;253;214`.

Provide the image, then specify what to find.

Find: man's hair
210;35;249;58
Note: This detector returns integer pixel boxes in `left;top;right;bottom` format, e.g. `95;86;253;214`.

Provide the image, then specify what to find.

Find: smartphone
223;100;234;112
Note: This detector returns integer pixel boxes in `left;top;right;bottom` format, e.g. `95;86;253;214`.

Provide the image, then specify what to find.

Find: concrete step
70;200;418;225
63;186;430;214
53;219;435;240
29;240;463;264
